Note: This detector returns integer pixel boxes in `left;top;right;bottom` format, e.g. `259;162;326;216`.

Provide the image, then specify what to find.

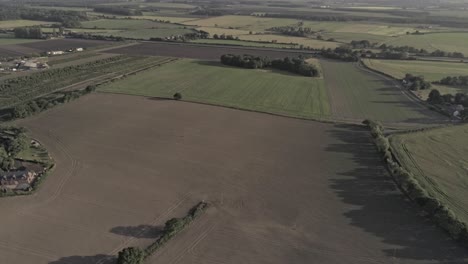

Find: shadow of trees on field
326;124;468;262
110;224;162;239
48;254;115;264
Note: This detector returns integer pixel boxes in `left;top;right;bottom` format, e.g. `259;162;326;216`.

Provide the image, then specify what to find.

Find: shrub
117;247;145;264
173;92;182;100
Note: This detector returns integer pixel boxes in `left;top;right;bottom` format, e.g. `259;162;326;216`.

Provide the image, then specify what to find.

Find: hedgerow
363;119;468;244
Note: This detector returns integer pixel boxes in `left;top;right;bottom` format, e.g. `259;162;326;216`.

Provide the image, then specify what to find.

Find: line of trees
365;120;468;243
267;26;315;37
379;44;464;58
220;54;319;77
94;7;143;16
213;33;237;40
427;89;468;108
0;7;87;27
14;27;43;39
117;202;208;264
436;75;468;87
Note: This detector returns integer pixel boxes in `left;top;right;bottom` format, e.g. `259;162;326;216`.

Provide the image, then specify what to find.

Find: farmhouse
0;170;37;190
47;51;65;56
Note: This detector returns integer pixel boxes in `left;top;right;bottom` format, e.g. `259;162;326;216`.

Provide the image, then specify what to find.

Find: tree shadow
191;60;308;77
326;124;468;262
110;224;162;239
48;254;115;264
147;96;173;101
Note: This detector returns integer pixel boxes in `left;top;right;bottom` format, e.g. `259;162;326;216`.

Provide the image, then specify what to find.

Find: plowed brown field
0;93;465;264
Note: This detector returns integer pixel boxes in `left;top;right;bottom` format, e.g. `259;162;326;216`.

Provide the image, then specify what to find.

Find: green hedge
117;201;209;263
144;201;208;258
364;119;468;244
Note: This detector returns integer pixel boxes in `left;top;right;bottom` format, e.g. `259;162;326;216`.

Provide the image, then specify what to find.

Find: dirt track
0;93;466;264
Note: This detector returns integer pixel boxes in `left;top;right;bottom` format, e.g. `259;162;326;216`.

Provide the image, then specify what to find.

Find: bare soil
0;93;465;264
103;41;315;60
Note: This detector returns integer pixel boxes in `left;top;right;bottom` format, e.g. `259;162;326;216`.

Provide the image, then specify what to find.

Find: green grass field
99;59;330;119
321;60;442;124
390;125;468;224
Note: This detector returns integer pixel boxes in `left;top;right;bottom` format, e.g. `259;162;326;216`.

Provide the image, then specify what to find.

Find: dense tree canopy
220;54;319;77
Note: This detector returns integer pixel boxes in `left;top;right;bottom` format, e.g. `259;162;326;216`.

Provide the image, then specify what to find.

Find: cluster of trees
191;9;225;16
350;40;373;49
220;54;319;77
267;26;315;37
213;33;238;40
321;47;359;62
271;57;319;77
403;74;431;90
427;89;468;107
437;75;468;87
365;120;468;243
431;49;464;58
94;7;143;16
8;86;96;120
117;202;208;264
220;54;270;69
0;127;28;171
0;7;87;27
14;27;43;39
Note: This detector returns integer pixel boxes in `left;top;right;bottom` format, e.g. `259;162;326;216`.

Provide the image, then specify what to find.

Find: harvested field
0;44;40;57
0;93;464;263
362;59;468;82
321;60;446;126
103;42;315;60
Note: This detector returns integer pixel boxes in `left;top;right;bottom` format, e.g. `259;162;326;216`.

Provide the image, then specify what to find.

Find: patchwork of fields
0;93;463;264
390;125;468;224
99;59;330;119
362;59;468;98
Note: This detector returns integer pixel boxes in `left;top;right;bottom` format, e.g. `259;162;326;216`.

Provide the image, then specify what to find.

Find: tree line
117;202;208;264
14;27;43;39
365;120;468;246
267;25;315;37
0;6;87;27
220;54;319;77
94;7;143;16
436;75;468;87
